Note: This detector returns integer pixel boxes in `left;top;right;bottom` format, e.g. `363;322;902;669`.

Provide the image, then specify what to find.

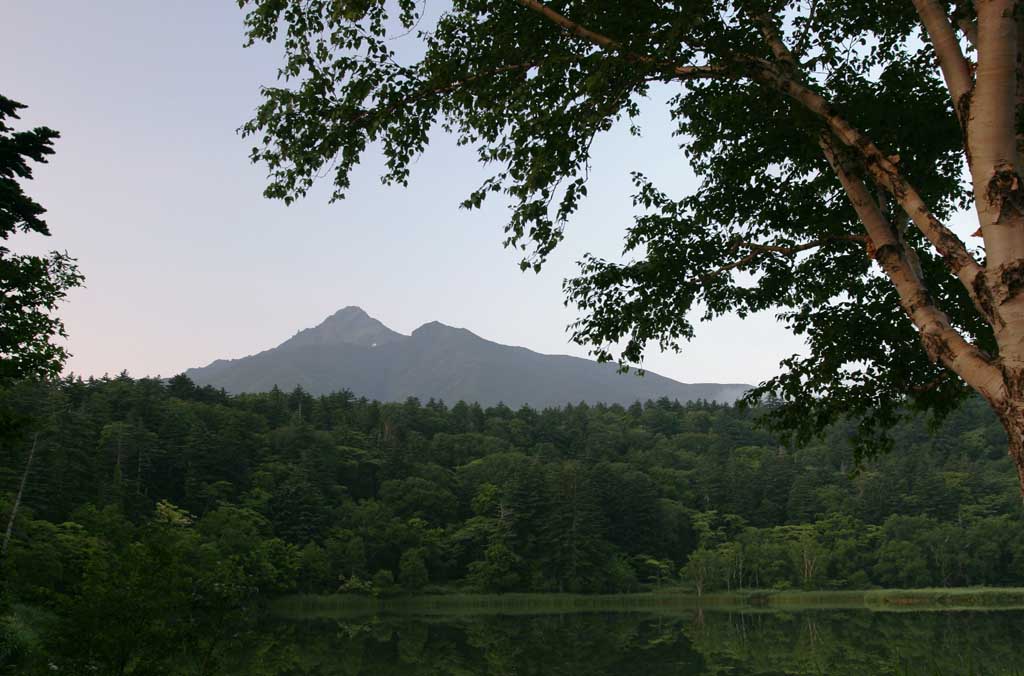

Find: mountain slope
185;307;750;406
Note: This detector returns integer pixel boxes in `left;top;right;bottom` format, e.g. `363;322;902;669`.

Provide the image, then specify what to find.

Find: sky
2;1;806;386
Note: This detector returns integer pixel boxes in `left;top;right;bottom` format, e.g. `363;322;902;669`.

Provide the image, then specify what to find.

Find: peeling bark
1016;8;1024;166
997;401;1024;490
985;162;1024;224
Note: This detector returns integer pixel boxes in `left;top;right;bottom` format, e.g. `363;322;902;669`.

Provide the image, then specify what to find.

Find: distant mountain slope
186;307;750;406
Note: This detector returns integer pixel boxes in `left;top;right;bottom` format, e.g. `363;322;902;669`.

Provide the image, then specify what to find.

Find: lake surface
216;608;1024;675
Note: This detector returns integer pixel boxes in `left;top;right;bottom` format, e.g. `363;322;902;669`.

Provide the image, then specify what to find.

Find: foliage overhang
237;0;1024;477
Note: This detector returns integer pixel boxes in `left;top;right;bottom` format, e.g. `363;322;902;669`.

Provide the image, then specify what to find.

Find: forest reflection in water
218;608;1024;675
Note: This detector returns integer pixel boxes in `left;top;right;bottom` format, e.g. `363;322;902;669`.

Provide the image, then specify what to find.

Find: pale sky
3;1;807;386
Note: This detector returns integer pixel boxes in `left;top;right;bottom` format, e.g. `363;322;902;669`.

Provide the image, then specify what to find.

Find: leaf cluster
0;95;83;383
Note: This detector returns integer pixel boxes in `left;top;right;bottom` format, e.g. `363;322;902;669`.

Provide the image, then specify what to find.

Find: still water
217;608;1023;675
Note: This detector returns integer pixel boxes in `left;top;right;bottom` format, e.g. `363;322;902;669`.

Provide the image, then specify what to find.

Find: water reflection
219;609;1023;675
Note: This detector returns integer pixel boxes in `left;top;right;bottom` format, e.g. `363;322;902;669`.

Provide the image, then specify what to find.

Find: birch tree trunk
949;0;1024;488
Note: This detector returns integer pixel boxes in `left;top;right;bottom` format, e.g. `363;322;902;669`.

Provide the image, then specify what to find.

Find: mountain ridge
186;307;751;407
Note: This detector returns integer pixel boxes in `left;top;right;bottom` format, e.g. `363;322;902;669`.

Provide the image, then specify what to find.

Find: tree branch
751;12;800;72
912;0;973;123
952;1;979;47
820;133;1005;403
698;235;866;283
793;0;819;57
910;371;952;394
514;0;731;80
748;61;984;293
516;0;619;50
348;55;718;133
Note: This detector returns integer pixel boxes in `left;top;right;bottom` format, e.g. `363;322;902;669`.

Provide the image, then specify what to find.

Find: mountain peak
413;320;452;333
187;308;751;406
331;306;370;318
279;306;405;351
412;321;479;341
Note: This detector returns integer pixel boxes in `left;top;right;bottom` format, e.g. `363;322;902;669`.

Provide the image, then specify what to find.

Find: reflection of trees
218;613;705;676
71;609;1022;675
683;609;1024;675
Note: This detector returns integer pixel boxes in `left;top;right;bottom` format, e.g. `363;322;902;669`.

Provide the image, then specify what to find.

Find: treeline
2;373;1024;610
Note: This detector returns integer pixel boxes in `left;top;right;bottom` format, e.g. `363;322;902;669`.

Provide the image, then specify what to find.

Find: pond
214;607;1024;675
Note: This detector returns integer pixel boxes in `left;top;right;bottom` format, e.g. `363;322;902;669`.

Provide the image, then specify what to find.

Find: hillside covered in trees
3;374;1023;606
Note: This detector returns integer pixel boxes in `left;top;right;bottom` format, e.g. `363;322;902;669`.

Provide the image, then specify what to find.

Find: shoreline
268;587;1024;618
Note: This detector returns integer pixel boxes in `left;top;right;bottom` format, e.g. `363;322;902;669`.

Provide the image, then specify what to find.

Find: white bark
913;0;973;120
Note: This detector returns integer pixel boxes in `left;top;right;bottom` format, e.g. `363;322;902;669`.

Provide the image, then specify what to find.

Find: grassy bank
862;587;1024;610
269;587;1024;618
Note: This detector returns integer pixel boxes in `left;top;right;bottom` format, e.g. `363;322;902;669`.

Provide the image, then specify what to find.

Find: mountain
185;307;751;407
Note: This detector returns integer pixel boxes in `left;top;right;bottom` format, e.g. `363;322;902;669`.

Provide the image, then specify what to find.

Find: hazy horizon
3;1;806;385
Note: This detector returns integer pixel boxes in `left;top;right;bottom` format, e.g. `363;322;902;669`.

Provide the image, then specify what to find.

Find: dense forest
2;374;1024;669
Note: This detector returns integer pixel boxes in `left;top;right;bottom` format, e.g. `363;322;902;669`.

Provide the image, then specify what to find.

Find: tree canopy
238;0;1024;491
0;94;82;384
